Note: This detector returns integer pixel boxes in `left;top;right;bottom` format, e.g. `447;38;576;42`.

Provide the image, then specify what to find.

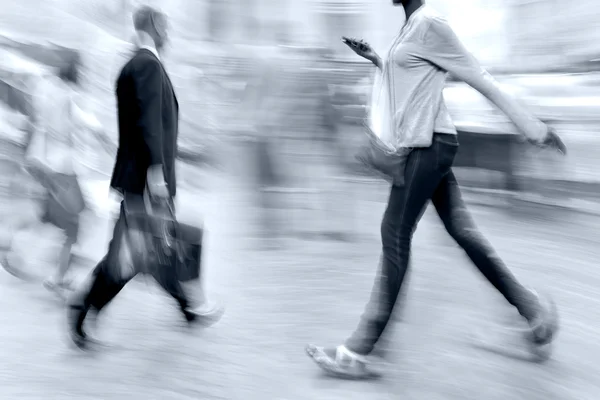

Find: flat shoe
305;344;380;380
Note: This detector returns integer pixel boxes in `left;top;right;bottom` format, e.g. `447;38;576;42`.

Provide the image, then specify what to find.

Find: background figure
3;54;87;298
299;45;353;241
242;25;297;246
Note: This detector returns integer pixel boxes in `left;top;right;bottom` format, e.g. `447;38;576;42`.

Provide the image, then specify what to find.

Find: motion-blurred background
1;2;600;399
3;0;600;204
2;0;600;310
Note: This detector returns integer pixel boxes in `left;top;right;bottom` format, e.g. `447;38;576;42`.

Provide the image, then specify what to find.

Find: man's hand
532;127;567;155
342;37;382;69
147;165;169;199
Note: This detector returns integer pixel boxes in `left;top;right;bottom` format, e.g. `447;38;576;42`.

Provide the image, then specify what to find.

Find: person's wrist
371;55;382;68
540;125;554;145
527;123;550;145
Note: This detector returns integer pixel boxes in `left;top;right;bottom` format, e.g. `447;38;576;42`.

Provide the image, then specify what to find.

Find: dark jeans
345;133;539;356
72;194;189;316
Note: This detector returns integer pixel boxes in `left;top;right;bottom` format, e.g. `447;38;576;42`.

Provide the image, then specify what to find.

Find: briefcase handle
122;190;178;251
145;191;180;250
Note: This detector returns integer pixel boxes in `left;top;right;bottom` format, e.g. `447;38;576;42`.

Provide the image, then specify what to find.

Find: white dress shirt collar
140;45;160;60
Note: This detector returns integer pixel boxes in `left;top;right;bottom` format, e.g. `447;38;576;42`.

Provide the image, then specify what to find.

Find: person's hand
538;127;567;155
342;37;378;64
146;165;169;199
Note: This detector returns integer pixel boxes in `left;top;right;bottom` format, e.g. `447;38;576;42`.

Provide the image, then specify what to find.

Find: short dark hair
58;53;81;86
133;5;167;38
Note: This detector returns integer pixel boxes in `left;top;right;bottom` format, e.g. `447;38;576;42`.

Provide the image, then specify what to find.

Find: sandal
305;344;381;380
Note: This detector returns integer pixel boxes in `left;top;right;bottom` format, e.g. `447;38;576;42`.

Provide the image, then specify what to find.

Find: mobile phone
341;36;368;52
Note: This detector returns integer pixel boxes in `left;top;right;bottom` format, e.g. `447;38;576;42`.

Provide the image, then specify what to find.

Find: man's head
392;0;418;6
132;5;169;52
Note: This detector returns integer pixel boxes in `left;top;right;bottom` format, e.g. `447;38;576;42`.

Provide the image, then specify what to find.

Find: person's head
392;0;422;6
57;52;82;87
132;5;169;52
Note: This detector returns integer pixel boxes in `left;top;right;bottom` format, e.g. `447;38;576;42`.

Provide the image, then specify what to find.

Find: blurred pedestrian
306;0;566;379
67;5;222;350
305;45;354;241
242;25;299;245
2;54;89;298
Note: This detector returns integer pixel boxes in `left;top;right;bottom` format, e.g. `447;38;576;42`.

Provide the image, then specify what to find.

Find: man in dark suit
67;6;219;349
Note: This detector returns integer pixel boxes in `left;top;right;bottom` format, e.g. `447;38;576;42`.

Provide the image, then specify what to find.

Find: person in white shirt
2;54;116;297
306;0;566;379
12;55;87;297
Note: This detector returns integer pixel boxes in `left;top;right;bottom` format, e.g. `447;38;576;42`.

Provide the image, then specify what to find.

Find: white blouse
369;4;547;150
34;75;77;175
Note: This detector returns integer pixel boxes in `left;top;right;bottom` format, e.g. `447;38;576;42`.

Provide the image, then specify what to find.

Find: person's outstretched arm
417;17;548;143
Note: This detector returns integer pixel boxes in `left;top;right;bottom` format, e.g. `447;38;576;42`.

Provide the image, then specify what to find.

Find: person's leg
176;223;225;323
55;237;75;283
257;136;283;238
144;198;218;324
306;143;451;378
43;235;76;294
344;148;444;356
66;256;130;348
67;202;129;347
44;210;80;291
341;186;412;356
152;261;224;324
431;170;540;320
151;261;190;316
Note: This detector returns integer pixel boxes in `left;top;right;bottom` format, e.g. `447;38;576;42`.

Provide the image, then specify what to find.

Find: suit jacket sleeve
132;59;164;166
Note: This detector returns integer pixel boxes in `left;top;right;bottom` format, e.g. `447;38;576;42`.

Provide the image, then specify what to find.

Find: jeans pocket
434;135;459;171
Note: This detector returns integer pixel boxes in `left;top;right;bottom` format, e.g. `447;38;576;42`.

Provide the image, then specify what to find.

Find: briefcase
173;221;202;282
118;199;202;283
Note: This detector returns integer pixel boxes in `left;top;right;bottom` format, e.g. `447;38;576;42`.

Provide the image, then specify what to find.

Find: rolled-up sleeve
417;17;547;142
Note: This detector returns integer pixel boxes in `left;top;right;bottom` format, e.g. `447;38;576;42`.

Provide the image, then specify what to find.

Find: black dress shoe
183;303;225;327
67;305;88;350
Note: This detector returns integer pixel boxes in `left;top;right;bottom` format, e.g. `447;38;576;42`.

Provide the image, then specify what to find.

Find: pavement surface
2;168;600;400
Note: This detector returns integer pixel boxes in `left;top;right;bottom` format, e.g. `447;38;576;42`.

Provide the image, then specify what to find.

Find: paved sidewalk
1;171;600;400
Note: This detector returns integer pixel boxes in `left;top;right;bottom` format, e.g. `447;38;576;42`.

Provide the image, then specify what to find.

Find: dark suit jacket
110;48;179;198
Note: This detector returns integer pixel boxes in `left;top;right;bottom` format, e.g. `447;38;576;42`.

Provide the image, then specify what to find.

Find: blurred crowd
1;0;600;263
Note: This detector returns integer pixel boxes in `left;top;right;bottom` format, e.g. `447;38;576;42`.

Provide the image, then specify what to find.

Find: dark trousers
73;194;189;316
345;133;539;355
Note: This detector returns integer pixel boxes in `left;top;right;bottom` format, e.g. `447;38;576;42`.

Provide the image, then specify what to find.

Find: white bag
6;222;65;281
